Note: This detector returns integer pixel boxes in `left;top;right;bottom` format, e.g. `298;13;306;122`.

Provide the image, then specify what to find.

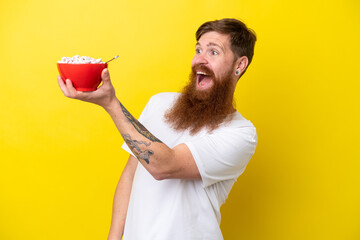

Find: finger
58;76;70;96
64;79;94;100
101;68;111;83
65;79;79;98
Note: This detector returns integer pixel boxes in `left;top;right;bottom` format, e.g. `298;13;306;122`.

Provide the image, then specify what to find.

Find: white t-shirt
122;92;257;240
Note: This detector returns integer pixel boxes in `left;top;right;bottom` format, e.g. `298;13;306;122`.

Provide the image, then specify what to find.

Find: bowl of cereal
57;55;108;91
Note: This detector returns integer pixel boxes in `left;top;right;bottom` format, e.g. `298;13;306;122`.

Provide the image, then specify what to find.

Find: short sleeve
185;124;257;188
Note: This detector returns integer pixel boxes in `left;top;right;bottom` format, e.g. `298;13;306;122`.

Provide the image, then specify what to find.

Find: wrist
103;98;120;114
107;233;122;240
108;225;123;240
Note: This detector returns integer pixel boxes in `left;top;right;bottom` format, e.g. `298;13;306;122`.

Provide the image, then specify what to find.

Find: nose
192;52;208;66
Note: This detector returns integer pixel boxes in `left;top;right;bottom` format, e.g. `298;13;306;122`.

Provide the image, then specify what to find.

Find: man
58;18;257;240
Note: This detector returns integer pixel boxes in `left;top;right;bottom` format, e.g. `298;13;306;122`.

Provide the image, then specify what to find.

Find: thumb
101;68;111;82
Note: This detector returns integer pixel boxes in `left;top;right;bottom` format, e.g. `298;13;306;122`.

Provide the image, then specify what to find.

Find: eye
210;50;218;56
195;48;202;54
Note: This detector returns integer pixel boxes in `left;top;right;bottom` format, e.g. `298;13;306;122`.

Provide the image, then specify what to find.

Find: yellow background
0;0;359;239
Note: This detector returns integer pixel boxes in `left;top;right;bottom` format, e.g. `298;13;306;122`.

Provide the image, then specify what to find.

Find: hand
57;68;118;109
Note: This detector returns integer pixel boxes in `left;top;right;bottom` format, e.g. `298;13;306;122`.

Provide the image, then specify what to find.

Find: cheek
221;60;235;75
212;65;223;77
215;66;231;80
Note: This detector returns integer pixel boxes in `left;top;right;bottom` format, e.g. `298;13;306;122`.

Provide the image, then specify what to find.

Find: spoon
105;55;119;64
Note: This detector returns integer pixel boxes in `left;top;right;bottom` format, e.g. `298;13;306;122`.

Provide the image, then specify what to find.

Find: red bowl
57;63;108;91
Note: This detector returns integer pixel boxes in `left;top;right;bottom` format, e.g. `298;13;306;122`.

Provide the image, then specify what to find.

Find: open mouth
196;71;213;89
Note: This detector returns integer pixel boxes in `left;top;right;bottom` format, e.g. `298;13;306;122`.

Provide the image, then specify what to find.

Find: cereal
58;55;104;64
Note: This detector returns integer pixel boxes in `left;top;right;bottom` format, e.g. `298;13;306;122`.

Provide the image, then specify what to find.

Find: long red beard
164;67;236;135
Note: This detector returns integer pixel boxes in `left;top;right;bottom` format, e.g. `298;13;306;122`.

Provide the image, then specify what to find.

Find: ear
235;56;249;77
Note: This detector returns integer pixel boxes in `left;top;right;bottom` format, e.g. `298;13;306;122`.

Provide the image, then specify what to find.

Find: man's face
164;32;238;134
191;31;237;94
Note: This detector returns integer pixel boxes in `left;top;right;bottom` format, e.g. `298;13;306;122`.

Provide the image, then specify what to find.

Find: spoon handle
105;55;119;64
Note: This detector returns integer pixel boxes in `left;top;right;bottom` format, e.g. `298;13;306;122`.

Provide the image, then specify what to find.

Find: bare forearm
108;177;129;239
108;156;137;240
104;99;177;180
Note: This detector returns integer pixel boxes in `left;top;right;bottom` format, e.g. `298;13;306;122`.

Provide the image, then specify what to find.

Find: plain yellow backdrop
0;0;359;239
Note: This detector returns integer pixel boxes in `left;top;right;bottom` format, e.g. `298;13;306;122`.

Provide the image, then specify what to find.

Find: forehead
196;31;231;49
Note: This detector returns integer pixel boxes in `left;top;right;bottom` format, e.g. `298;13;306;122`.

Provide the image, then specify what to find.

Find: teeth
197;71;207;75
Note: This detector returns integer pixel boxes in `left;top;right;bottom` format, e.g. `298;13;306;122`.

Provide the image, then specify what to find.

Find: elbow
149;165;176;181
151;169;169;181
153;173;166;181
147;150;178;181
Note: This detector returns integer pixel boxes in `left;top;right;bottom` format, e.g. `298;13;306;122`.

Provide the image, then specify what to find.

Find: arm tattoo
120;102;162;143
122;134;153;164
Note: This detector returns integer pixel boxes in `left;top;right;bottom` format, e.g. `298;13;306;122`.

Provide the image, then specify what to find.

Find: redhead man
58;18;257;240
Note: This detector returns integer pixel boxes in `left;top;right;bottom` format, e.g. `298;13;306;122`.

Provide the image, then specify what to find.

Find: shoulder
149;92;180;103
145;92;180;111
214;111;257;144
221;111;256;131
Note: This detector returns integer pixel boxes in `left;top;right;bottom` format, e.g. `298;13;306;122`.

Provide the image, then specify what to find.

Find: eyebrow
195;42;225;53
